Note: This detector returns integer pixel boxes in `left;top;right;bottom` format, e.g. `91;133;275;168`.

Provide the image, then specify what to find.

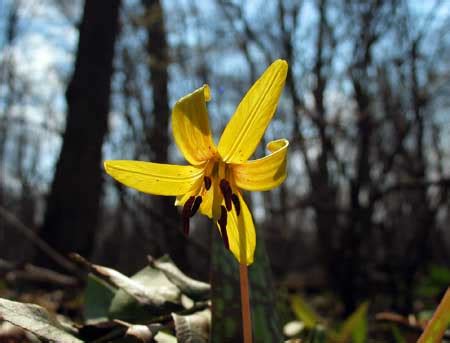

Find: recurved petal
218;60;288;163
172;85;217;165
232;139;289;191
104;160;203;196
217;193;256;265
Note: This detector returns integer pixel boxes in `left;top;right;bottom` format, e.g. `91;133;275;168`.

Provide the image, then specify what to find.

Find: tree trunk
36;0;121;269
142;0;187;271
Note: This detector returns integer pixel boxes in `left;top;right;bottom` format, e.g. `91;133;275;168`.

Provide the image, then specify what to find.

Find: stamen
190;196;202;217
204;176;212;190
220;179;232;211
231;193;241;216
218;205;229;250
181;196;195;235
183;218;190;236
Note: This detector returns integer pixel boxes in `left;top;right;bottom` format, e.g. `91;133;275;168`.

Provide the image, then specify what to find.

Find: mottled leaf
123;322;162;342
72;254;182;322
210;229;283;342
172;308;210;343
109;265;182;322
84;274;116;322
0;297;82;342
154;331;178;342
93;263;179;307
149;255;210;300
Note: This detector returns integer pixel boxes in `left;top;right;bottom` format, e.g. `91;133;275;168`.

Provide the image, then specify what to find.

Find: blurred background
1;0;450;320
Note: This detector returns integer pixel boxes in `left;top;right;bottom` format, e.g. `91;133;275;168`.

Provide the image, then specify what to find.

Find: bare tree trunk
0;1;19;206
399;40;435;312
141;0;188;271
36;0;121;268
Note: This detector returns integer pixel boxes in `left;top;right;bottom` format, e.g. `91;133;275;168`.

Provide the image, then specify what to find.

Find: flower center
180;158;241;250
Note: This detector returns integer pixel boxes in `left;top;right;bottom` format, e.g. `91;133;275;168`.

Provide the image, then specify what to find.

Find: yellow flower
104;60;289;265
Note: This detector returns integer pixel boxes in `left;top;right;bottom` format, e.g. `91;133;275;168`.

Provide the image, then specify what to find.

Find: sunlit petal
199;185;214;218
175;192;195;207
216;194;256;265
104;160;203;196
175;180;214;219
232;139;289;191
218;60;288;163
172;85;217;165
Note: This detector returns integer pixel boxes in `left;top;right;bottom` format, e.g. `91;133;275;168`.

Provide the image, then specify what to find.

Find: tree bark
142;0;187;271
36;0;121;269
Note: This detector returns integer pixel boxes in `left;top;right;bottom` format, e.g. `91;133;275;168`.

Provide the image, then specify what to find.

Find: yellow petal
218;60;288;163
175;192;195;206
175;179;214;219
232;139;289;191
217;194;256;265
199;184;214;218
172;85;217;165
104;160;203;196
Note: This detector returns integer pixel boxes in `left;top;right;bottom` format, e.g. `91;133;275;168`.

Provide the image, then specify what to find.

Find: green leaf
0;297;83;342
84;274;116;322
429;265;450;284
391;325;406;343
418;287;450;343
333;302;368;343
305;325;327;343
417;265;450;298
149;255;210;301
290;294;323;328
171;308;210;342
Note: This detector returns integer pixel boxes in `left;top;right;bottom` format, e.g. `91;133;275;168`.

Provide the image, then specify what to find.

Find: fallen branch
375;311;450;340
2;261;79;287
0;205;82;278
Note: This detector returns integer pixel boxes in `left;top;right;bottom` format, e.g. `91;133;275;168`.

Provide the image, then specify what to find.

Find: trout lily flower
104;60;289;265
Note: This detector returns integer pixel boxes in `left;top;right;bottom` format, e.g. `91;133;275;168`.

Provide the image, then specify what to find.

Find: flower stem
239;263;253;343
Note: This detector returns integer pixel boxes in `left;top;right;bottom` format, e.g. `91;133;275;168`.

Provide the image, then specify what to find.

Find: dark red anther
204;176;212;190
190;196;202;217
181;196;195;235
183;218;190;236
220;179;232;211
218;205;229;250
231;193;241;216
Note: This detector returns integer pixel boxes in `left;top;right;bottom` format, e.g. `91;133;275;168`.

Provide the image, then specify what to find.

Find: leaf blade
0;297;83;343
418;287;450;343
